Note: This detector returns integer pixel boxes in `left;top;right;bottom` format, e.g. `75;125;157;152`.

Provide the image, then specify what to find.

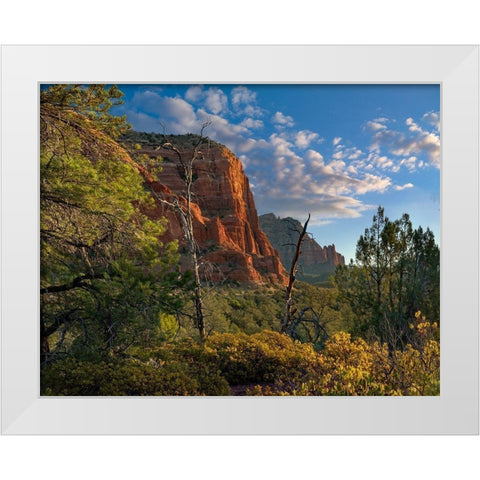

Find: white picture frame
1;45;478;434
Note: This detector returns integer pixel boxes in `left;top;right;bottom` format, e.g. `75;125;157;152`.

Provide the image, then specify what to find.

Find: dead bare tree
282;213;310;333
161;123;212;342
136;122;212;342
281;213;330;347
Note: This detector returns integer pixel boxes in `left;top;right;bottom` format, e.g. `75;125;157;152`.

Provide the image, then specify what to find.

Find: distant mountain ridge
258;213;345;284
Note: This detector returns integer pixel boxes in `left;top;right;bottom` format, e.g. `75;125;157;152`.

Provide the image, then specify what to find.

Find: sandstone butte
258;213;345;278
135;141;288;285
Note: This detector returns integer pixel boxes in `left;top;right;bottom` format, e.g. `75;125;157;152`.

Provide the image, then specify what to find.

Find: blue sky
112;84;440;262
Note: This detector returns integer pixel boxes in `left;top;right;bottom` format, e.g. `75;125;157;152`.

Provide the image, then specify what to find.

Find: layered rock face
259;213;345;283
137;140;287;285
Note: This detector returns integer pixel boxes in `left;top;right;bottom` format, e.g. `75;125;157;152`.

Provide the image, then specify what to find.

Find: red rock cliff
137;140;287;285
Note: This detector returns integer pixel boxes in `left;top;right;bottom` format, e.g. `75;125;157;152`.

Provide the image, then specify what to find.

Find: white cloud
394;183;414;191
399;156;418;172
369;115;440;169
122;110;162;132
243;104;263;117
422;111;440;130
347;148;363;160
354;174;392;194
239;118;264;129
120;87;400;223
151;96;198;133
271;111;294;127
295;130;319;149
128;89;163;115
231;86;257;107
184;86;229;115
255;190;374;222
366;120;388;132
406;117;423;133
328;159;346;173
231;86;263;117
370;154;394;170
204;87;228;115
305;149;324;164
185;85;204;102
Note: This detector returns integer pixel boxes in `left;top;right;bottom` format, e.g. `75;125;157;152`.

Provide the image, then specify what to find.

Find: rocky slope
259;213;345;284
129;135;287;285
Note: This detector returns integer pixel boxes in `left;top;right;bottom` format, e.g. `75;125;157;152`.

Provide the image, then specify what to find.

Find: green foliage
41;84;129;138
333;206;440;348
40;84;186;362
156;313;180;342
41;356;230;396
206;331;320;385
42;320;439;396
200;283;344;338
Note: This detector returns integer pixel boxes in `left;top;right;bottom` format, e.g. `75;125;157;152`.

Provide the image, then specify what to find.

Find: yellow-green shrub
247;320;439;396
42;318;439;396
41;356;230;396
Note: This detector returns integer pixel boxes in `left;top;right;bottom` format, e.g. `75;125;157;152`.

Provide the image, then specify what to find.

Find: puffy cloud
121;94;199;134
369;115;440;169
204;87;228;114
399;156;417;171
347;148;363;160
354;174;392;194
394;183;414;191
160;97;197;123
327;159;346;173
367;153;395;170
305;149;324;164
184;86;228;115
121;110;162;132
332;149;344;159
271;111;294;127
406;117;423;133
119;87;403;223
231;86;257;107
185;85;204;102
128;89;163;116
295;130;319;149
231;86;263;117
422;111;440;130
365;120;388;131
239;118;264;129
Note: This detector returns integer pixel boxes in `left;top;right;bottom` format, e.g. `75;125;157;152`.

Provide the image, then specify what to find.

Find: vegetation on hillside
40;85;440;396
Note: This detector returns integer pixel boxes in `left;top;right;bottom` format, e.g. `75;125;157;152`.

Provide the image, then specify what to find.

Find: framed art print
1;45;478;434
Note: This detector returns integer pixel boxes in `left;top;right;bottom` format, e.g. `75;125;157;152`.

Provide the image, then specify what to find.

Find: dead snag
282;213;310;333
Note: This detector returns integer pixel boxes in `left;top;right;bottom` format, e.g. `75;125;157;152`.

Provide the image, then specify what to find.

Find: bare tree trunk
159;124;211;342
282;214;310;333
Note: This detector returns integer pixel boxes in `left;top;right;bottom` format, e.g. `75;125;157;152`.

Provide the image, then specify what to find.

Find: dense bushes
42;317;439;396
42;356;230;396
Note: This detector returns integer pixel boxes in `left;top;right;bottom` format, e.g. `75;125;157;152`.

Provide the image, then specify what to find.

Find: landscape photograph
40;83;440;396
